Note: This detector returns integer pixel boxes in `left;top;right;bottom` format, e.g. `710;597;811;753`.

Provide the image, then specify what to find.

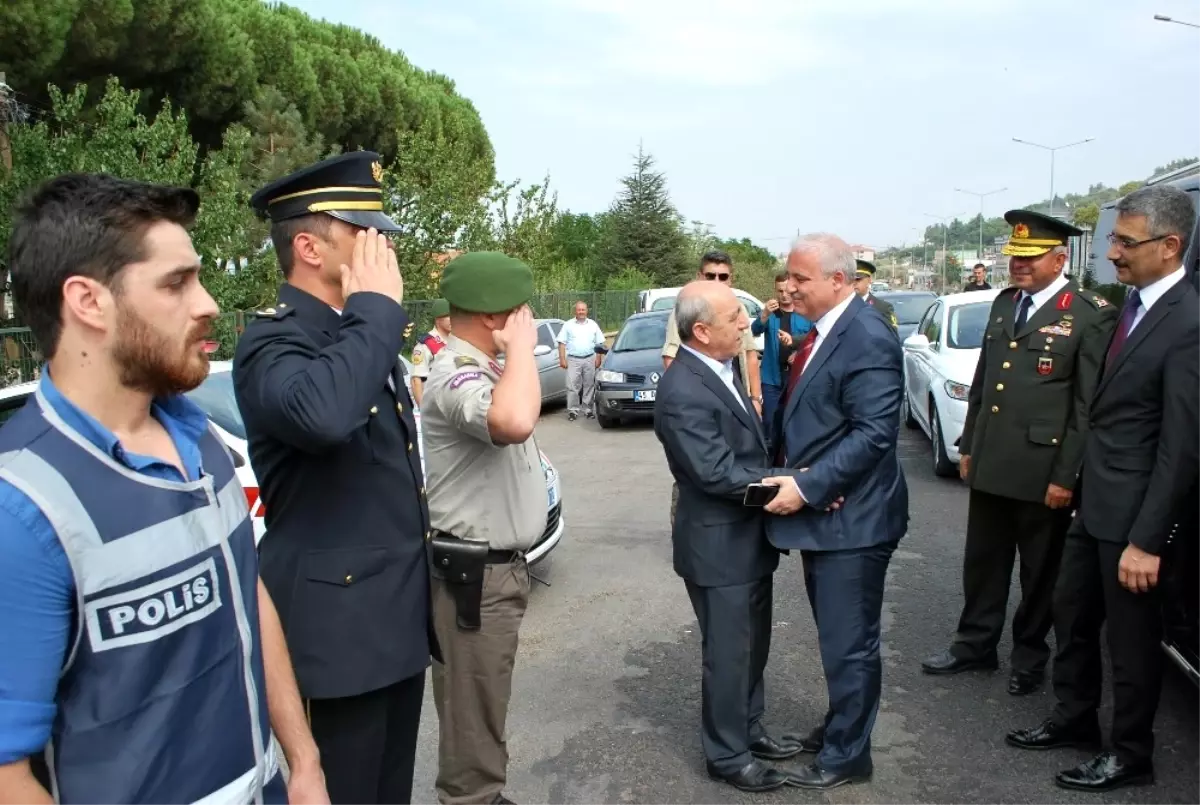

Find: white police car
0;361;566;565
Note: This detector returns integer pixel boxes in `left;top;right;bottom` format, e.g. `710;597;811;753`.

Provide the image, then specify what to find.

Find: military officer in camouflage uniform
853;259;898;330
922;210;1119;696
410;297;452;406
421;252;546;805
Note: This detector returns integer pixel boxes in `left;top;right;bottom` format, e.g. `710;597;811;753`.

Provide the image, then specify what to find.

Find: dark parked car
873;290;938;340
594;310;670;428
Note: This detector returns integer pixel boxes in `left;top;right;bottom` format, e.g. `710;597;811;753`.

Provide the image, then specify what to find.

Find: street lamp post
955;186;1007;259
925;211;966;293
1012;137;1094;216
1154;13;1200;28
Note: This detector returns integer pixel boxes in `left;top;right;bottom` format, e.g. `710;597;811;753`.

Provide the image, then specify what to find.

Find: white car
0;360;566;564
900;289;1001;477
637;286;767;352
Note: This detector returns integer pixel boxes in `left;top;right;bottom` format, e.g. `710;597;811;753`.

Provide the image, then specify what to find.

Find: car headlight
943;380;970;401
597;370;625;383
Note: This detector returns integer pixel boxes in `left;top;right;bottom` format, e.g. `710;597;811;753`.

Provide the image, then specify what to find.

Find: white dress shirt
1130;266;1186;332
799;291;857;374
681;345;746;412
1013;273;1070;318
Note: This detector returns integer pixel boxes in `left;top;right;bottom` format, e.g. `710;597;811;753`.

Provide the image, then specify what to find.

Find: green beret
439;251;534;314
431;298;450;318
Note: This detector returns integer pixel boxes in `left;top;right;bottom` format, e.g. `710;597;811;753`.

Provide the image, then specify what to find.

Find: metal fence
0;290;642;388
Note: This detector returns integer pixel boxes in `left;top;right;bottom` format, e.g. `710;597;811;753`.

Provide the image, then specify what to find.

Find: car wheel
901;389;918;429
930;403;956;478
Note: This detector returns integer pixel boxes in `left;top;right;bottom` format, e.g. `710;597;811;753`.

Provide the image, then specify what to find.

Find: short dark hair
270;213;333;278
974;263;986;269
9;173;199;358
774;269;789;283
699;249;733;271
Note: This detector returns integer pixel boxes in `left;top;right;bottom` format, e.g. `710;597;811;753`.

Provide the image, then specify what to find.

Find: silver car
533;318;569;404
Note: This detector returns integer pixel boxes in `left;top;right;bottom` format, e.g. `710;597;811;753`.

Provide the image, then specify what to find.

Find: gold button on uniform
420;486;426;496
996;383;1005;391
407;442;413;453
369;405;378;415
397;402;404;413
1009;341;1018;349
344;574;353;584
991;405;999;413
1052;438;1059;445
1002;361;1011;369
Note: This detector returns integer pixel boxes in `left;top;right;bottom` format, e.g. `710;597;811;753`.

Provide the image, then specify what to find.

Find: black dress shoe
921;649;999;675
1008;672;1042;696
1055;752;1154;792
1006;718;1101;751
749;734;803;761
707;760;789;792
780;725;824;753
784;761;872;790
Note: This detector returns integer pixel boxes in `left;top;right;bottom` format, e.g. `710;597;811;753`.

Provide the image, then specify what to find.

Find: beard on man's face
112;303;213;396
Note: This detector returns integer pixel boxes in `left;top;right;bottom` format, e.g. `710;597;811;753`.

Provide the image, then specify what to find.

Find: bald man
653;281;796;793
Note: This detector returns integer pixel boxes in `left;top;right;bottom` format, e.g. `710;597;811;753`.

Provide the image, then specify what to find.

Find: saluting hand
494;305;537;356
340;228;404;305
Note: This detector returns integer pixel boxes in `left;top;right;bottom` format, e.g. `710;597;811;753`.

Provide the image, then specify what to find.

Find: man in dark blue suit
761;233;909;790
654;281;801;793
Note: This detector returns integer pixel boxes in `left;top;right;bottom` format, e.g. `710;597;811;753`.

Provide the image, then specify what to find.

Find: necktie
774;328;819;465
1105;289;1142;368
1013;294;1033;333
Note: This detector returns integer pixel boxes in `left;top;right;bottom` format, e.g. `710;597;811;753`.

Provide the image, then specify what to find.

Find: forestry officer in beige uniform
922;210;1119;696
421;251;545;805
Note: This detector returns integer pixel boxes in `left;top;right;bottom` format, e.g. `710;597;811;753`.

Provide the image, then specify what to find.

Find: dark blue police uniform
232;152;436;805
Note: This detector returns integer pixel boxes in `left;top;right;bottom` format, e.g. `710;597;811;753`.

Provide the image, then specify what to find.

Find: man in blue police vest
234;152;435;804
0;174;327;803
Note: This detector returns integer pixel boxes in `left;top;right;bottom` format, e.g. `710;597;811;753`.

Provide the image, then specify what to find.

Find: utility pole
955;186;1006;259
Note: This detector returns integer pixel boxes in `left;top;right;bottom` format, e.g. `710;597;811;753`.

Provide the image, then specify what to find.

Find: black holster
430;534;489;631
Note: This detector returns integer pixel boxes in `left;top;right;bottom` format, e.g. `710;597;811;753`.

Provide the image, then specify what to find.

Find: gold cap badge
1014;223;1030;239
371;161;384;183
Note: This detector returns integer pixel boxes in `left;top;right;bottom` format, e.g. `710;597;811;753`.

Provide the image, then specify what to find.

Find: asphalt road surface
410;409;1199;804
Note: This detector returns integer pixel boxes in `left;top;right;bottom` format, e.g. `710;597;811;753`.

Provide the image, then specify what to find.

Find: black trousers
306;671;426;804
952;489;1071;675
1051;532;1164;764
684;575;773;775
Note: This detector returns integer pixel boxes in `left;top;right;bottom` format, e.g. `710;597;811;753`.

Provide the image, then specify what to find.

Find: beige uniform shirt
410;330;446;380
422;335;546;551
661;308;757;391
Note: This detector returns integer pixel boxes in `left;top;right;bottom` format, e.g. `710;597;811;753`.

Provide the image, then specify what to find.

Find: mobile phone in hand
743;483;779;507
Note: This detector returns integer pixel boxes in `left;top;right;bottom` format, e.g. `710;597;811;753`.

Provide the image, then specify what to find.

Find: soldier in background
421;252;546;805
412;297;452;407
922;210;1118;697
964;263;993;291
852;260;897;330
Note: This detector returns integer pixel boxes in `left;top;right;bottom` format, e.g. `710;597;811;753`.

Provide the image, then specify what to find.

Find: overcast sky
292;0;1199;251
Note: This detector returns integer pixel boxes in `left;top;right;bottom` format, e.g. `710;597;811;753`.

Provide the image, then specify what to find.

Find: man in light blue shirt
556;300;605;421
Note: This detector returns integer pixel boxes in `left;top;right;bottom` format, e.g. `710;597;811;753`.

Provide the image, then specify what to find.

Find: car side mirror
903;333;931;351
533;344;552;357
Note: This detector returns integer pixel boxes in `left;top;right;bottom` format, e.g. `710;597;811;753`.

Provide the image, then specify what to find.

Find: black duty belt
432;531;521;564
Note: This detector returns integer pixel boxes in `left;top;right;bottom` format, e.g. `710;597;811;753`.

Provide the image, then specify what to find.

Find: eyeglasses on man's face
1106;233;1169;250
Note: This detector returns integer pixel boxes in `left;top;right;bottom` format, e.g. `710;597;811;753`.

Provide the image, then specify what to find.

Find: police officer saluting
922;210;1118;696
0;174;325;803
422;252;546;805
234;152;434;804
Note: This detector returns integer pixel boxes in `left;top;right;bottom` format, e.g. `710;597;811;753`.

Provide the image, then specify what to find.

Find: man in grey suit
653;281;800;793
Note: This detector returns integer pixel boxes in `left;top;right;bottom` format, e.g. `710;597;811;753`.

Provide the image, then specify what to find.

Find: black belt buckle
430;533;488;631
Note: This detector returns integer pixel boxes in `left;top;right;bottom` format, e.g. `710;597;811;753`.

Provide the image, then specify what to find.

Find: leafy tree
597;145;689;286
1073;202;1100;230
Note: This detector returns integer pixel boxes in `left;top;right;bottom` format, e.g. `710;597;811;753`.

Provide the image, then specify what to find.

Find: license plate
634;390;656;402
547;484;558;509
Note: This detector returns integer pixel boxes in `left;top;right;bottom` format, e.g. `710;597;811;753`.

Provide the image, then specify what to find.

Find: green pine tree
598;144;689;286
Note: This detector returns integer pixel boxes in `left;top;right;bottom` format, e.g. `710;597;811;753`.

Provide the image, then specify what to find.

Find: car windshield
650;296;676;311
881;294;937;324
613;317;668;352
184;370;246;439
947;301;991;349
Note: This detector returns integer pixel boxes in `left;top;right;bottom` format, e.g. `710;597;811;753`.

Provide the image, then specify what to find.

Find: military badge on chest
1037;356;1054;376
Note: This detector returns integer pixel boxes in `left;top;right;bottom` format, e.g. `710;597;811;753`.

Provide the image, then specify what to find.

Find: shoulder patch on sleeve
412;350;424;364
448;371;484;390
454;355;480;368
